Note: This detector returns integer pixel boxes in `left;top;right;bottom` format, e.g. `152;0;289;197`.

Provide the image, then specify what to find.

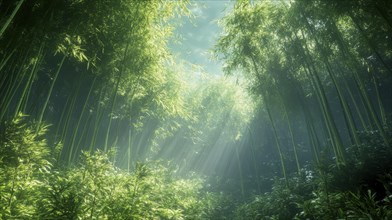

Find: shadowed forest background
0;0;392;219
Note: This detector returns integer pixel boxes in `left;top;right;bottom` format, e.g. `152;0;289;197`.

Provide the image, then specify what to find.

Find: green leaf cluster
0;115;223;219
0;113;51;219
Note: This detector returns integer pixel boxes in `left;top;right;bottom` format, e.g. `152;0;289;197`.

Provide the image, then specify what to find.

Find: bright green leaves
56;34;88;63
0;113;50;169
0;0;193;164
216;1;287;78
0;116;220;219
39;153;212;219
0;113;51;218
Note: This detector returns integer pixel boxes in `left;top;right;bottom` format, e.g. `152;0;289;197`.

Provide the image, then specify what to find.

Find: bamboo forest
1;0;392;219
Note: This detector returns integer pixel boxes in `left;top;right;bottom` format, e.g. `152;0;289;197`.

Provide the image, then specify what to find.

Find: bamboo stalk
284;105;301;173
60;76;83;159
277;88;300;172
0;65;27;122
68;76;96;163
0;48;16;74
325;63;360;147
235;144;245;199
265;101;288;185
104;43;129;152
329;19;377;133
127;126;133;172
73;111;93;162
353;69;390;147
54;93;71;142
14;44;44;117
338;66;369;131
249;55;288;184
247;125;262;194
0;0;25;38
295;84;321;165
36;55;66;134
89;86;105;152
299;28;346;164
370;68;387;125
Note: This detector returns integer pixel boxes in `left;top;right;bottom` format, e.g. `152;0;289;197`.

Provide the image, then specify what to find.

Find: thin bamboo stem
104;43;129;152
68;76;96;163
0;0;25;38
36;55;66;134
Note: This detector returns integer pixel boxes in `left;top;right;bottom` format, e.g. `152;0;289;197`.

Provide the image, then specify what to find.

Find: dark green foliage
234;174;313;220
326;128;392;194
233;130;392;220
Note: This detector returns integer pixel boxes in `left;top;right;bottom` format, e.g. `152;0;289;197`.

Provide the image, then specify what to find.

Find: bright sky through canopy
170;1;233;75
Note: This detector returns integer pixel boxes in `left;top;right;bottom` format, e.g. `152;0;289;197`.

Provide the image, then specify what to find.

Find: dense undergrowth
2;116;392;219
0;114;223;219
233;127;392;220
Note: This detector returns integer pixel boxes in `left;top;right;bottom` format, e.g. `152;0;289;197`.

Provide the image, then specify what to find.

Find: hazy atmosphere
1;0;392;219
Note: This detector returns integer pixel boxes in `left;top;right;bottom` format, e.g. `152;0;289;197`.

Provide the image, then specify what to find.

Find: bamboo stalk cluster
215;0;392;183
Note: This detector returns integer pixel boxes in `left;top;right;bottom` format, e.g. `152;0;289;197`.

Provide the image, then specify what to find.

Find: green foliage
0;113;51;218
201;192;237;220
320;128;392;193
234;174;313;220
297;188;392;219
37;154;220;219
215;0;392;171
0;0;191;164
345;190;392;219
0;116;223;219
235;172;392;220
233;129;392;220
297;190;347;219
1;1;392;219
